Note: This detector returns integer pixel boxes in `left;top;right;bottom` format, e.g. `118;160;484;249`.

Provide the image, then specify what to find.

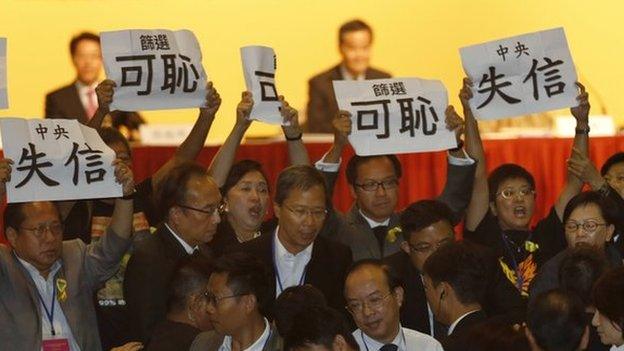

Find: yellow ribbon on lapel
56;278;68;302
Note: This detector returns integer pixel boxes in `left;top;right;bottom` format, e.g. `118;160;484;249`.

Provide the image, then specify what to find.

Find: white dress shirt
273;227;313;297
353;325;443;351
165;223;197;255
218;318;271;351
611;344;624;351
16;255;81;351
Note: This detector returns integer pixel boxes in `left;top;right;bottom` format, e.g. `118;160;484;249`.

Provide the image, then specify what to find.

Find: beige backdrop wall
0;0;622;141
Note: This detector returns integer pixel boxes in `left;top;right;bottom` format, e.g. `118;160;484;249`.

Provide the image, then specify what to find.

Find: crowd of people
1;19;624;351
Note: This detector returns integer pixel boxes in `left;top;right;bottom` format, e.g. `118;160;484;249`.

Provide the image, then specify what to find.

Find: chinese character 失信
116;54;156;96
477;66;521;109
64;142;106;185
351;99;392;139
15;143;59;188
523;57;566;100
398;97;440;137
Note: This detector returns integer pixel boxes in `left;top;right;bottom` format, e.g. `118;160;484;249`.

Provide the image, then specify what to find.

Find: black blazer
384;248;525;335
236;231;353;313
305;64;391;133
124;224;212;342
45;82;88;123
442;310;488;351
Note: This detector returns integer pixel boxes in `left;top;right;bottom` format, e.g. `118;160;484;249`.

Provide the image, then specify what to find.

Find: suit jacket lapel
11;253;43;330
347;206;381;258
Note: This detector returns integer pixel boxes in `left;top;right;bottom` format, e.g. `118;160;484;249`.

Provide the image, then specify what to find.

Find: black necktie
379;344;398;351
373;225;389;254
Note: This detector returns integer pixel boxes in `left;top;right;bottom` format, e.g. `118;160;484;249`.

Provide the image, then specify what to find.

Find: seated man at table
0;158;135;351
344;259;443;351
235;165;352;313
460;78;591;296
305;19;391;133
316;109;476;261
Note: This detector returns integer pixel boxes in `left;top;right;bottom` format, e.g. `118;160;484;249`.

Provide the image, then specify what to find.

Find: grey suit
0;228;131;351
190;323;282;351
322;160;476;261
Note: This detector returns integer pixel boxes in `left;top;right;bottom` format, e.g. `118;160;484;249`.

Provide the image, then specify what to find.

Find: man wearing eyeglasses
529;191;622;301
316;110;476;261
191;252;282;351
236;165;352;314
344;259;443;351
384;200;523;339
0;158;135;351
125;161;223;342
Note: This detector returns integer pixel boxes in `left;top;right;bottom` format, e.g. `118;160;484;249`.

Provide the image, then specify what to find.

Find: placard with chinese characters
0;38;7;109
241;46;283;125
333;78;456;156
0;118;122;203
101;29;208;111
460;27;577;120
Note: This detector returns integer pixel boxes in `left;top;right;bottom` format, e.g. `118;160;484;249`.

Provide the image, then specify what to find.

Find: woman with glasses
207;91;310;256
529;191;622;300
459;77;592;296
592;267;624;351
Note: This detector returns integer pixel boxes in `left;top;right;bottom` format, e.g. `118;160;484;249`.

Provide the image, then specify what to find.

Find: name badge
42;337;70;351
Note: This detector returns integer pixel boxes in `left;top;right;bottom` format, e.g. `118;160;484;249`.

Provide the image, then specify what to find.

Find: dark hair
592;267;624;334
461;319;531;351
166;259;211;313
488;164;535;202
155;161;210;221
274;285;327;337
346;258;402;292
4;202;59;233
562;191;620;227
338;19;373;45
221;160;269;196
69;32;100;56
399;200;456;241
275;165;326;205
422;242;488;305
558;244;608;306
109;111;145;132
212;251;272;317
527;289;587;351
345;155;402;186
600;152;624;176
284;305;359;351
98;127;131;157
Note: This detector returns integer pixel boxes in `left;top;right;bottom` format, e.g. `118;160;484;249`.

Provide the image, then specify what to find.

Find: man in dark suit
124;161;222;342
384;200;524;340
237;165;353;313
305;19;391;133
316;112;476;261
0;160;135;351
45;32;102;123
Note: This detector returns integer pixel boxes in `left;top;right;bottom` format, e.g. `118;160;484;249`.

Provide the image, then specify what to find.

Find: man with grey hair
237;165;352;313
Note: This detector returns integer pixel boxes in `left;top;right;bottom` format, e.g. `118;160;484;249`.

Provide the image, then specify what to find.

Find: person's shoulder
189;330;225;351
309;65;341;84
384;250;409;274
46;82;77;99
316;234;350;254
402;327;442;347
366;67;392;79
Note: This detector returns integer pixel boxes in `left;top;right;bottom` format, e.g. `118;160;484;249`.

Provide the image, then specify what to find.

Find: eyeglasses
564;220;608;233
408;237;453;254
354;178;399;192
283;204;328;220
178;202;226;216
20;222;64;238
346;292;393;315
496;187;535;200
204;291;248;306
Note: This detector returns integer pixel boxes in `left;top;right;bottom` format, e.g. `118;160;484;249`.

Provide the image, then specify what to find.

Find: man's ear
273;203;281;220
393;286;404;308
489;201;498;216
605;224;615;242
400;241;411;255
5;227;18;248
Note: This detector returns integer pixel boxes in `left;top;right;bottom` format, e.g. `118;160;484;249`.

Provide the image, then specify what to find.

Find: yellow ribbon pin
524;240;539;253
56;278;68;302
386;226;402;243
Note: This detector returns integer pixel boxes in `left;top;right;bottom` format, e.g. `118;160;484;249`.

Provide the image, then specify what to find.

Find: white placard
0;118;122;203
101;29;208;111
240;46;282;125
460;27;578;120
0;38;7;109
333;78;457;156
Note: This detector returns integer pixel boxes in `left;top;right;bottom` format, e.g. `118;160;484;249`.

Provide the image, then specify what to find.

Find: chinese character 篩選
15;143;59;188
140;35;155;51
523;57;566;100
116;55;156;96
477;66;521;109
373;84;390;97
351;99;392;139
